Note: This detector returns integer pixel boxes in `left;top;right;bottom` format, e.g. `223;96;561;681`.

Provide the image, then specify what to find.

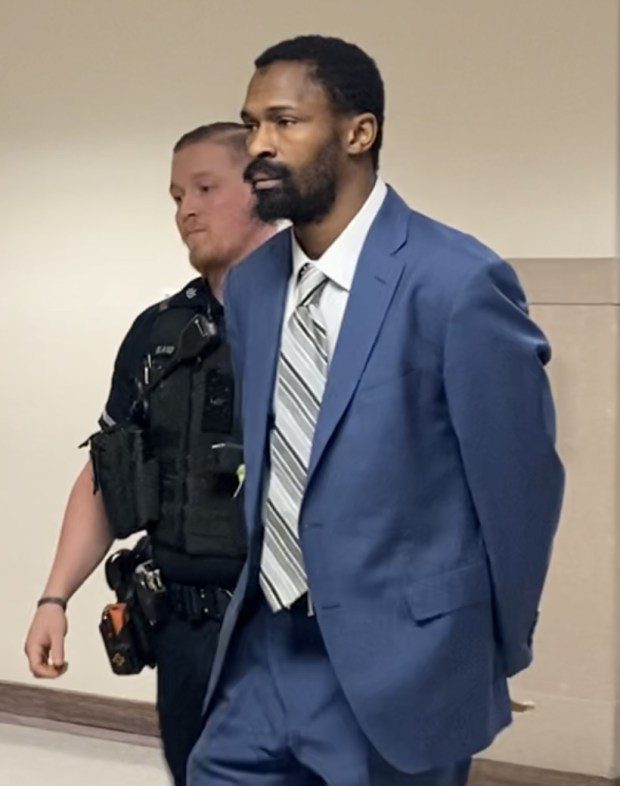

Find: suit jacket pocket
355;364;423;397
405;560;491;622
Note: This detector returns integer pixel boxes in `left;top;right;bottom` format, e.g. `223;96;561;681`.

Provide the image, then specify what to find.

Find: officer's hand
24;605;69;678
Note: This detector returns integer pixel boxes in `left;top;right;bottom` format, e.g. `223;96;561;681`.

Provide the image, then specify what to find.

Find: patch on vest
153;344;176;357
203;368;233;433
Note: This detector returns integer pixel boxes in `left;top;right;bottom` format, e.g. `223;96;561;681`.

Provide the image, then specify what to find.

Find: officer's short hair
173;122;249;162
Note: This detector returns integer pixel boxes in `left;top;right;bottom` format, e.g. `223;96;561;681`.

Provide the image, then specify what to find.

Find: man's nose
178;195;198;220
247;124;276;159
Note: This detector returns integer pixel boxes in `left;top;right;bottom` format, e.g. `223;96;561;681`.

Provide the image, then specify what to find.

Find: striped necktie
259;263;329;611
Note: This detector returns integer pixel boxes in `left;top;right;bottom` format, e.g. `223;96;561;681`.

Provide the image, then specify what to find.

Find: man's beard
188;245;224;277
244;146;339;225
188;248;208;275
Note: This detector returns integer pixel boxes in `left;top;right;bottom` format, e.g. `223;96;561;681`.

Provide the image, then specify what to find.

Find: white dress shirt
283;177;388;361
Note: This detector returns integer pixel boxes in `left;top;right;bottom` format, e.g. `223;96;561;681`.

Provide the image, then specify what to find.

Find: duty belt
165;582;232;622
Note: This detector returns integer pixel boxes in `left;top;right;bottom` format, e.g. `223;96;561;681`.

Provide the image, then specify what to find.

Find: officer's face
170;141;261;275
241;61;349;225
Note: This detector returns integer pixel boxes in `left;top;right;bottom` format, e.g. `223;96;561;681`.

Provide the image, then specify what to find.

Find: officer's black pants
152;614;221;786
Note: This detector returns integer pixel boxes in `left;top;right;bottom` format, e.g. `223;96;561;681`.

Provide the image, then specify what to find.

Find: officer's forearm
41;460;114;602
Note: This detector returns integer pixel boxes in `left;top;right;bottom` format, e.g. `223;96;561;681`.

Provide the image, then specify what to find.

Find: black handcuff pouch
86;425;159;540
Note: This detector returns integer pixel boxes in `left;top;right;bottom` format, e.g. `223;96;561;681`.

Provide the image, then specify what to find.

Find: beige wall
1;0;619;776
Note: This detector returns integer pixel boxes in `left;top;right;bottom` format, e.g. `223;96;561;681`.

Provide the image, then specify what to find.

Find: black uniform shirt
101;278;243;588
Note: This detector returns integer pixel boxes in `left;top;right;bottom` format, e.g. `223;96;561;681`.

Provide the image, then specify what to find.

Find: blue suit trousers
188;597;471;786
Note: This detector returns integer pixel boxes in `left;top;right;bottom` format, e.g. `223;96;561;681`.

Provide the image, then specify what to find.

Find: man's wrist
37;596;67;612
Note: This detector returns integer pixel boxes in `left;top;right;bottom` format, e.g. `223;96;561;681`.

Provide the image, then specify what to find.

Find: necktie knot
297;263;327;307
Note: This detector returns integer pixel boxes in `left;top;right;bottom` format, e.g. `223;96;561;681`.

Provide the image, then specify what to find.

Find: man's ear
345;113;378;158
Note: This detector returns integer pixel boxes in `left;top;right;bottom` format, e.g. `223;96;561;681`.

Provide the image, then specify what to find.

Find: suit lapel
306;189;410;488
242;231;291;531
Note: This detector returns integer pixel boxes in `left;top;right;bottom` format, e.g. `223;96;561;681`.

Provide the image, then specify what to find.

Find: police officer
24;122;276;785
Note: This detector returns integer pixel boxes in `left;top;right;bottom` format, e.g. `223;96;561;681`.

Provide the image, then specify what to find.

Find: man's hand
22;460;114;680
24;604;69;678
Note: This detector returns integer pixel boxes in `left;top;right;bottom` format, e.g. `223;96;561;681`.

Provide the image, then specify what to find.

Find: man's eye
200;185;211;193
277;118;297;127
172;196;181;205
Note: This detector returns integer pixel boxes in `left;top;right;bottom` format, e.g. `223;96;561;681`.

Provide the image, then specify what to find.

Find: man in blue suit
188;35;564;786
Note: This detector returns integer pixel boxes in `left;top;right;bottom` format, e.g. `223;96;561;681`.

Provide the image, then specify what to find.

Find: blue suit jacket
208;188;564;773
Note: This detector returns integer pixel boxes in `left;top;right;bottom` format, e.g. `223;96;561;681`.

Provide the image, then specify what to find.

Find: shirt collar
291;177;388;291
168;277;224;319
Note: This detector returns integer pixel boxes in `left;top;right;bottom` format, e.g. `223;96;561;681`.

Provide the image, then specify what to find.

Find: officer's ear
345;113;378;160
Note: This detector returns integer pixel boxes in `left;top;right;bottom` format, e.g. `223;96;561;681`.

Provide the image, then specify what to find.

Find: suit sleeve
443;259;564;677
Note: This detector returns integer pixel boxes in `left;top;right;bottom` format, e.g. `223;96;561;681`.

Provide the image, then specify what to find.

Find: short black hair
255;36;384;170
173;122;248;160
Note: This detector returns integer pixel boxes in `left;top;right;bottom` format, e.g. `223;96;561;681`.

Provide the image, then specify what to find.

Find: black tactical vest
142;304;246;559
89;301;246;562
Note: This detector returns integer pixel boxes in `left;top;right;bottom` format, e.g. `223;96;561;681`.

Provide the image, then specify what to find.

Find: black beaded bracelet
37;596;67;611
